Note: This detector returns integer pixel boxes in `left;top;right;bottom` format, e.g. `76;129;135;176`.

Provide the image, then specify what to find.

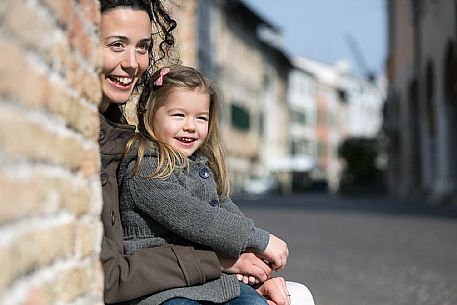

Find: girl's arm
121;156;269;257
124;171;264;257
219;197;244;215
220;197;288;271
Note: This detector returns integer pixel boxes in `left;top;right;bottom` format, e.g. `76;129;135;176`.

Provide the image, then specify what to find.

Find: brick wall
0;1;104;304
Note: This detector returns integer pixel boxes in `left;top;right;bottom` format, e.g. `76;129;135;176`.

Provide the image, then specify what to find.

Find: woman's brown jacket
99;105;221;304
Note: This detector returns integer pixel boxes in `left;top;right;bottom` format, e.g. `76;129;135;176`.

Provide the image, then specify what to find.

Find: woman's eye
137;43;150;54
110;42;124;50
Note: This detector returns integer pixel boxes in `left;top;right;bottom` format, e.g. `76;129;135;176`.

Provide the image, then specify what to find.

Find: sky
243;0;387;78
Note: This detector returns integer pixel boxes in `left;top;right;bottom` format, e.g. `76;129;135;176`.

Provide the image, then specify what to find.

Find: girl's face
99;9;151;109
153;88;210;157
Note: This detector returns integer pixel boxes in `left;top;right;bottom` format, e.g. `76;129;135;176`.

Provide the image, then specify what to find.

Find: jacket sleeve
101;235;221;304
126;172;256;258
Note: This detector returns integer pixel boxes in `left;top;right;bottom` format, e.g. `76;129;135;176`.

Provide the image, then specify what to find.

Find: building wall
171;0;198;67
261;53;291;191
214;4;270;192
386;0;457;202
172;1;267;192
385;0;417;197
0;1;104;304
288;68;318;162
417;0;457;199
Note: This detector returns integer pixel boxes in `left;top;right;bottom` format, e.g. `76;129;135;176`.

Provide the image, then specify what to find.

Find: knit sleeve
219;197;269;253
123;156;256;258
219;197;244;216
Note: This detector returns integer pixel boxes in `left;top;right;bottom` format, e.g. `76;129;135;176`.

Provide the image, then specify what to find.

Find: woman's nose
121;48;139;72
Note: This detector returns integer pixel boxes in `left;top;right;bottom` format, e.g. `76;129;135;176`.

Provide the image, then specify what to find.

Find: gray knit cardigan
118;142;269;305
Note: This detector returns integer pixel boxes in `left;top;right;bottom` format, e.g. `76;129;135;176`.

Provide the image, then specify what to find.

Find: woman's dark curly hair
100;0;178;89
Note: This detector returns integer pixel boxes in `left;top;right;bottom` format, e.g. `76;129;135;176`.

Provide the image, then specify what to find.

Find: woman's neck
99;98;111;114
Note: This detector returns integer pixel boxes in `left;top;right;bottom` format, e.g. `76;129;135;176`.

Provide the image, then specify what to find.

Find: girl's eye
197;116;209;122
172;113;184;118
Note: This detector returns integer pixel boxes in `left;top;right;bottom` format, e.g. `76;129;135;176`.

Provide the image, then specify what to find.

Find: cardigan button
199;167;210;179
100;173;108;186
209;199;220;207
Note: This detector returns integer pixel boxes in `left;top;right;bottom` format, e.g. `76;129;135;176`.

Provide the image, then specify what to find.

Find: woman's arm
101;235;221;303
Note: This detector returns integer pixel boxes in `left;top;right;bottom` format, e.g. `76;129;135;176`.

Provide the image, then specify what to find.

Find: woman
97;1;312;305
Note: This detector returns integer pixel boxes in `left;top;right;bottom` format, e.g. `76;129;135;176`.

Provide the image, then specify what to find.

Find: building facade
173;0;293;192
288;59;319;190
385;0;457;202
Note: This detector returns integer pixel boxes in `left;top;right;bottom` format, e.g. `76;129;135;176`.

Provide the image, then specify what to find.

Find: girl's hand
236;274;258;285
218;251;272;283
262;234;288;272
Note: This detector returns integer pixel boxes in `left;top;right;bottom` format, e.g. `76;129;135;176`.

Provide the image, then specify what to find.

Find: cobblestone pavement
235;193;457;305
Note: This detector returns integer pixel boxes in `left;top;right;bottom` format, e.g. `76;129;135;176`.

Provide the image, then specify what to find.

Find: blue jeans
161;283;268;305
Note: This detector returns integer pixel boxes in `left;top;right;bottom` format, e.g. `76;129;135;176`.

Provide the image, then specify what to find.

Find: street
235;193;457;305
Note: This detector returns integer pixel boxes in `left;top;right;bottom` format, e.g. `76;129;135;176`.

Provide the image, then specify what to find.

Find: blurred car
242;176;281;195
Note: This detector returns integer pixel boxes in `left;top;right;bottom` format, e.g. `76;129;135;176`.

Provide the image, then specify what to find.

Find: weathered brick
0;0;103;302
0;223;75;293
1;0;57;57
41;0;75;29
80;147;101;177
0;174;52;224
67;57;86;97
77;222;101;258
69;10;97;64
50;34;76;79
62;182;92;216
24;285;51;305
89;258;105;297
46;79;99;139
0;107;90;172
0;172;97;224
82;70;103;105
80;0;101;29
0;38;50;108
56;265;90;303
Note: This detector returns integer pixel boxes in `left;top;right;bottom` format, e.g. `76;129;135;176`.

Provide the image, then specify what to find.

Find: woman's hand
218;251;272;284
262;234;288;272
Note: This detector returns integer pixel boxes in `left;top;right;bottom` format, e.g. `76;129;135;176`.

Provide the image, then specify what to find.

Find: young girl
118;65;289;305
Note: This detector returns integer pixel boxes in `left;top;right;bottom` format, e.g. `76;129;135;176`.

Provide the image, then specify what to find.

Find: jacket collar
99;104;135;156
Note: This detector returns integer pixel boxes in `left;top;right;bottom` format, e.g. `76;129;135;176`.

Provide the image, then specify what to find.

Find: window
259;111;264;137
318;141;327;158
231;104;250;131
290;110;306;125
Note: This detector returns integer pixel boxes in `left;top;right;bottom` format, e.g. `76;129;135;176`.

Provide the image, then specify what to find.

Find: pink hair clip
153;67;171;86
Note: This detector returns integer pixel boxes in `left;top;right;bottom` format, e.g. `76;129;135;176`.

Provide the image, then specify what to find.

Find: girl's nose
183;119;196;131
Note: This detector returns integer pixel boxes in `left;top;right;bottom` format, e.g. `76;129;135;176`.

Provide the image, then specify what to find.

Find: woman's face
99;9;151;107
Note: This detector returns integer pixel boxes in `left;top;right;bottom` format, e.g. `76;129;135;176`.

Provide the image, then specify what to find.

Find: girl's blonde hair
126;65;230;198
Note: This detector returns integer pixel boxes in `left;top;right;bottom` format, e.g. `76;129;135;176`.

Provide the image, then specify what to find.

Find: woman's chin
103;91;132;105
